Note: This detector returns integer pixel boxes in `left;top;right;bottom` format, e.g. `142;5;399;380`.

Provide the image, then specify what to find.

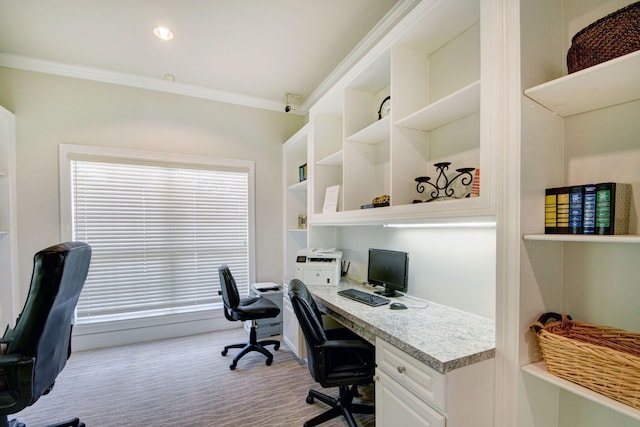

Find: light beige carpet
13;328;375;427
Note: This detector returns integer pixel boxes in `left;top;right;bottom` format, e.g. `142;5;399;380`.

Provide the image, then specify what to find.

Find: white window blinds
70;158;250;323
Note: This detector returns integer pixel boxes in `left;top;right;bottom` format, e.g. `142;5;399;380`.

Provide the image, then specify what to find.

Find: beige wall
336;226;496;320
0;67;304;304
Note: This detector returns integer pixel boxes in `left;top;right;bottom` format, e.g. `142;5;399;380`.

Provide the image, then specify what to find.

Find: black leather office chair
218;265;280;370
288;279;375;427
0;242;91;427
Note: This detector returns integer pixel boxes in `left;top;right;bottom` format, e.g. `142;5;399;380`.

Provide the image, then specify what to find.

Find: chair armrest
0;354;35;384
0;354;35;368
0;354;35;413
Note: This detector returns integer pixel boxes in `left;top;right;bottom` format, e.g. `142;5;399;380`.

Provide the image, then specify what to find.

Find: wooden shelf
288;180;307;191
524;50;640;117
310;196;494;226
523;234;640;244
316;150;343;167
346;115;389;144
395;80;480;131
522;362;640;422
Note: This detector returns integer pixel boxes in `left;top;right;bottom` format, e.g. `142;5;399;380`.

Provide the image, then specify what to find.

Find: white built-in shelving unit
293;0;495;227
0;105;18;330
516;0;640;425
282;0;506;424
282;123;309;281
282;0;640;425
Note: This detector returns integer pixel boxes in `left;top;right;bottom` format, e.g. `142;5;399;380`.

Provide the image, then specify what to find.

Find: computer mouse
389;302;407;310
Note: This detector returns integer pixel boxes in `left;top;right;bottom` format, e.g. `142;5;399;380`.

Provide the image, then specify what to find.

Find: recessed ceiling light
153;27;174;41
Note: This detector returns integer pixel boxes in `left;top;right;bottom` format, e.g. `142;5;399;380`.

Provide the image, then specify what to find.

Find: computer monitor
367;248;409;297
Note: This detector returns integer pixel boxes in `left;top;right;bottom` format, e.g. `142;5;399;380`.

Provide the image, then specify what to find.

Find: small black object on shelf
415;162;475;202
360;202;390;209
378;96;391;120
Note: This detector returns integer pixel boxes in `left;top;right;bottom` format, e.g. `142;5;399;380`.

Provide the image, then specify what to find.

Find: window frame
59;144;256;334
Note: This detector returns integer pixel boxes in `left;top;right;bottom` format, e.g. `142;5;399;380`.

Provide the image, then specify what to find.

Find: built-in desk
306;282;495;374
303;282;496;426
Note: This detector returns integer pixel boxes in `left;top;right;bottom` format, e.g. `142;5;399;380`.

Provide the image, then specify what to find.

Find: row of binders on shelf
545;182;631;235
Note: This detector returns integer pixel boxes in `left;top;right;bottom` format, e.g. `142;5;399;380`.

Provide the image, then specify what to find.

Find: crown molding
0;0;420;116
0;53;286;113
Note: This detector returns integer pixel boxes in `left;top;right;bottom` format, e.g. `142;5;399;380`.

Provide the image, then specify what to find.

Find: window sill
74;303;225;336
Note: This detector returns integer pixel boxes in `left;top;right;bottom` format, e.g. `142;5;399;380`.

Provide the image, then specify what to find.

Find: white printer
295;249;342;286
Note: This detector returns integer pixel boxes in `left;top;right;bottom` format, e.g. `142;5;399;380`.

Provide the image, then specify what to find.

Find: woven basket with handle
531;312;640;409
567;1;640;73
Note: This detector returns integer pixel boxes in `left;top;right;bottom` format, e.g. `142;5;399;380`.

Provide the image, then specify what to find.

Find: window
59;145;255;325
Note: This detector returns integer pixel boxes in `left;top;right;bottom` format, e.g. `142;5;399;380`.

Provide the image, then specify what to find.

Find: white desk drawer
376;338;446;412
376;369;445;427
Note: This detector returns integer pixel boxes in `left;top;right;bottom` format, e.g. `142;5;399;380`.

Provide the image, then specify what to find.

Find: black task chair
288;279;375;427
0;242;92;427
217;265;281;370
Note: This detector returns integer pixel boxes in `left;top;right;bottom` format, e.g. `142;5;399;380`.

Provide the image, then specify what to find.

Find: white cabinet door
282;295;305;359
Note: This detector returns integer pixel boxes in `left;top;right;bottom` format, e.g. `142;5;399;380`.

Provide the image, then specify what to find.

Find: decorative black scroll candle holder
414;162;475;202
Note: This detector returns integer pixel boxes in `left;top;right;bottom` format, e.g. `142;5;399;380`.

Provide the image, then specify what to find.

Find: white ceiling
0;0;417;114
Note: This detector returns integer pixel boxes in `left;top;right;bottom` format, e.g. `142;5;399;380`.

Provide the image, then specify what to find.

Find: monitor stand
375;289;403;298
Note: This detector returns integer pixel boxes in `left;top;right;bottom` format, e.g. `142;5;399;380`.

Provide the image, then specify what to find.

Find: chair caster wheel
306;395;314;404
274;342;280;351
222;349;228;356
229;362;237;370
266;358;273;366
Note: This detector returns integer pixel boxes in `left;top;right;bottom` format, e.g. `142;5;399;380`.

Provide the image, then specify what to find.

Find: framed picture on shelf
322;185;340;213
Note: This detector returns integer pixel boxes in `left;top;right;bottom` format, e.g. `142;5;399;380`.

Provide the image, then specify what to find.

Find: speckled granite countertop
304;282;495;374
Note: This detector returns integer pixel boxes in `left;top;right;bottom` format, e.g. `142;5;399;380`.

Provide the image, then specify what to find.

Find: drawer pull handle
397;365;406;374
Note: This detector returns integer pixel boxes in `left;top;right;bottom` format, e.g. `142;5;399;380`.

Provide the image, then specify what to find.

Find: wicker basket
531;312;640;409
567;1;640;73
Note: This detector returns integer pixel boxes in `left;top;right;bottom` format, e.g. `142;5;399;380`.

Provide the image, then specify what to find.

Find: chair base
221;322;280;370
0;416;85;427
304;384;375;427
